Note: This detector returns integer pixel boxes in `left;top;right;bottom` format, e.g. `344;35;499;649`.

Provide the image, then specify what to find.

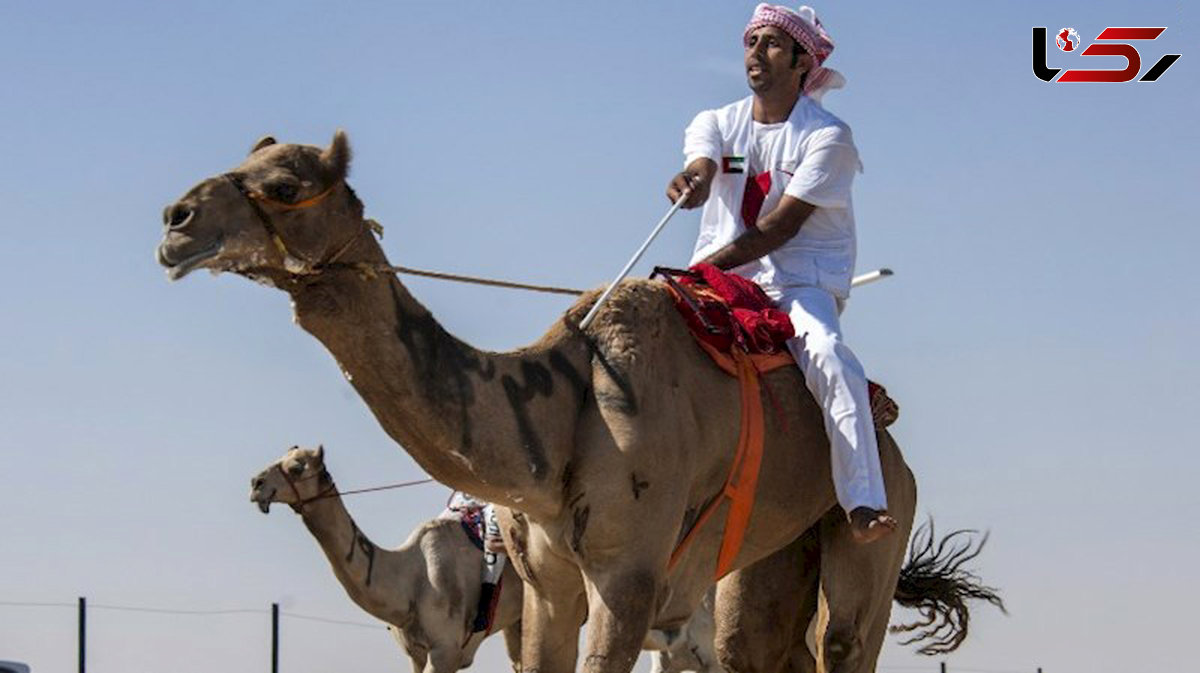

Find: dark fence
2;598;1036;672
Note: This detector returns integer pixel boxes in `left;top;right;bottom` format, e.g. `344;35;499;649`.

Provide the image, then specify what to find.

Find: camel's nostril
252;478;264;490
166;204;194;230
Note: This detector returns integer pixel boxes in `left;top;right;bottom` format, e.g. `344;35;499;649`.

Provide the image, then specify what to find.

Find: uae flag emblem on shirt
722;156;745;174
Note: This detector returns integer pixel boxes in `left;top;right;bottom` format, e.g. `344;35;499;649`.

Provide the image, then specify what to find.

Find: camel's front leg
580;567;662;673
521;574;586;673
502;620;523;673
495;507;587;673
422;648;463;673
504;514;587;673
390;627;428;673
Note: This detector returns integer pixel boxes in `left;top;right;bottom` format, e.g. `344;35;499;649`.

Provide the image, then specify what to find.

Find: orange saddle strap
669;345;788;579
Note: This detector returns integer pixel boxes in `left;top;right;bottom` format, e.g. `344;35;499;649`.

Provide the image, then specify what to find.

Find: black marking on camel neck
345;517;377;587
388;279;495;451
501;360;554;480
549;348;588;412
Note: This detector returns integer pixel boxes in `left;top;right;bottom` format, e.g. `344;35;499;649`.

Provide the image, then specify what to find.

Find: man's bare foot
849;507;898;544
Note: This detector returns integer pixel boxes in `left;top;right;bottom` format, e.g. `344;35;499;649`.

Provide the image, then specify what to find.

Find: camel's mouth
157;235;224;281
251;488;275;513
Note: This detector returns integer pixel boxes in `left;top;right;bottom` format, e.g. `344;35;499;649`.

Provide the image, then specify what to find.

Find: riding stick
578;188;691;330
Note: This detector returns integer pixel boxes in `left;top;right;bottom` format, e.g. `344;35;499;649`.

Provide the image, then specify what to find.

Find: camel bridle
272;462;337;513
223;172;363;277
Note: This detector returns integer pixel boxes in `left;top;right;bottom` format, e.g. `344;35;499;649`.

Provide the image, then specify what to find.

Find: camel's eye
285;461;305;477
265;181;299;204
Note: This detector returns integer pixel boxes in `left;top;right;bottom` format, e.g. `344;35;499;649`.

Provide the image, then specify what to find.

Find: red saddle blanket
664;264;899;427
675;263;795;354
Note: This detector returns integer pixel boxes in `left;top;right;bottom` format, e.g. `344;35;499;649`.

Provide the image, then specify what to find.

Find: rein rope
224;172;586;296
365;264;584;297
316;477;437;501
274;461;437;513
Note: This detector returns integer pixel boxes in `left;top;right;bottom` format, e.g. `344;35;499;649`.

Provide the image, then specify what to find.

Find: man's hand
667;158;717;209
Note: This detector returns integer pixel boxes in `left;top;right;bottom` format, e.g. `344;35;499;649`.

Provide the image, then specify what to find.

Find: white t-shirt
683;96;861;298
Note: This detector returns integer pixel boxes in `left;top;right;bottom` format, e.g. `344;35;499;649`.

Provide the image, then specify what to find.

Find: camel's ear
320;129;351;180
315;444;325;463
250;136;277;155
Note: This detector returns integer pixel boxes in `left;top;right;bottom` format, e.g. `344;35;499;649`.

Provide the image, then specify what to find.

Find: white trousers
772;286;888;513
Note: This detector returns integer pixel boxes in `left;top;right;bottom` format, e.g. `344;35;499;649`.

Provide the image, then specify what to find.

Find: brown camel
157;132;985;673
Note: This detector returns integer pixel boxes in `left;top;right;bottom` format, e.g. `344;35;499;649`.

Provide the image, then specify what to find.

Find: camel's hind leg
713;525;821;673
814;515;905;673
814;433;916;673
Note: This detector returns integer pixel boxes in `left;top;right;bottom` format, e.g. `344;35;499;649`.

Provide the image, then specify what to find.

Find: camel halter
272;463;338;513
223;172;360;276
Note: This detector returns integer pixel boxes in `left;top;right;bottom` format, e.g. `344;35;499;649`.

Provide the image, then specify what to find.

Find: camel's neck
298;488;418;626
287;232;591;515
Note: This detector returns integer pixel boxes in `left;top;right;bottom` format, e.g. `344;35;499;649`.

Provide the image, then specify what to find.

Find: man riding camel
667;4;896;544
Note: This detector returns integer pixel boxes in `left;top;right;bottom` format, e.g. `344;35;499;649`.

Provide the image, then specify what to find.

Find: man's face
744;25;809;95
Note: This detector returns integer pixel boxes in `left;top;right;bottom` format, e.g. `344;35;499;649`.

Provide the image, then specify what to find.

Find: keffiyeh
744;4;845;100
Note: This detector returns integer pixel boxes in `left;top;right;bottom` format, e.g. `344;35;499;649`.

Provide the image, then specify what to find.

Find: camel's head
157;131;362;284
250;445;329;513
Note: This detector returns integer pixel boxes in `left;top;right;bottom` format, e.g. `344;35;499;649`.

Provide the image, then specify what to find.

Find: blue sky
1;2;1196;672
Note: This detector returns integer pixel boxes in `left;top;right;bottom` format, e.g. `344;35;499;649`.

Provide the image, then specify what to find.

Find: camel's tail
890;519;1006;655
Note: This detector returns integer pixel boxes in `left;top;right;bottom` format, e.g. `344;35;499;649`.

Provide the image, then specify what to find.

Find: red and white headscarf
743;4;845;100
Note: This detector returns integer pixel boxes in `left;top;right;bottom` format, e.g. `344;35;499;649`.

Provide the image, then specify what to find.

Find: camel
249;444;721;673
249;445;524;672
158;132;992;673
